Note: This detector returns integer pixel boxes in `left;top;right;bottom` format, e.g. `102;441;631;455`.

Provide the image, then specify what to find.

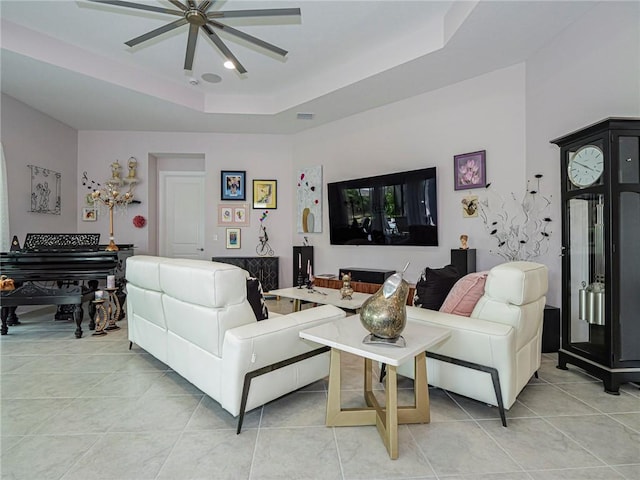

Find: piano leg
1;306;8;335
73;303;84;338
88;301;97;330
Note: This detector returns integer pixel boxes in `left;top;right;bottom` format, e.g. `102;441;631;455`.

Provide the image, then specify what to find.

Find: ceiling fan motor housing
186;10;207;26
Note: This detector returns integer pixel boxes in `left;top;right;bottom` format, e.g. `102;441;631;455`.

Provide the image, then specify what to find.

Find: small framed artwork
226;227;241;249
253;179;277;209
82;207;98;222
461;195;479;218
218;205;233;224
233;206;250;226
218;203;250;226
454;150;486;191
221;170;246;200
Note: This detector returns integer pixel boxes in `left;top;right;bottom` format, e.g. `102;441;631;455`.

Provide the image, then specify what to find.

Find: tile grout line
443;389;534;479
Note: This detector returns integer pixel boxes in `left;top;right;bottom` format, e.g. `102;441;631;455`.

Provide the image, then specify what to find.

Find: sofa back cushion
126;255;167;292
471;262;548;350
159;259;248;308
157;259;257;357
481;261;548;306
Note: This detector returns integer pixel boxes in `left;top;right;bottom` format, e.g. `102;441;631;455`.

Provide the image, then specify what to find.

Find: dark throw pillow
412;264;461;311
246;277;269;321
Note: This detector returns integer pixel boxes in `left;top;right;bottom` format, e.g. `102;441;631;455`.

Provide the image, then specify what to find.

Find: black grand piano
0;234;119;338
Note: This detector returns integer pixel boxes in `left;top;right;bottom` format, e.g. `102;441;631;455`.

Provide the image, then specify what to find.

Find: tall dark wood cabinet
551;118;640;393
212;256;279;292
293;246;313;286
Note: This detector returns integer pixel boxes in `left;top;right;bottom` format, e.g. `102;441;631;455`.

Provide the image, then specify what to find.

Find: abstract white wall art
296;166;322;233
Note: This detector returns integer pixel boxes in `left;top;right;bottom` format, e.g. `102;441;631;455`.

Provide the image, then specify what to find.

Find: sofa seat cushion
413;264;461;310
439;271;488;316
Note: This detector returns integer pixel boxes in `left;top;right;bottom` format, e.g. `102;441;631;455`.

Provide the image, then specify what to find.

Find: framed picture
28;165;61;215
253;179;277;209
218;203;250;226
221;170;246;200
454;150;486;191
234;206;248;225
218;205;233;224
226;228;241;249
461;195;479;218
82;207;98;221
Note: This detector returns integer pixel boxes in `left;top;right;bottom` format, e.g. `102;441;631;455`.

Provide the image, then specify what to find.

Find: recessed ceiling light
201;73;222;84
224;61;236;70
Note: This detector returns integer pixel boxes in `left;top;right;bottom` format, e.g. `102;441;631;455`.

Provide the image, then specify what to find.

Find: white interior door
159;172;205;259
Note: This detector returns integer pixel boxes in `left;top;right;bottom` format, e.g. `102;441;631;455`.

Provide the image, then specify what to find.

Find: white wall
76;130;292;281
525;1;640;307
0;94;78;243
292;64;527;284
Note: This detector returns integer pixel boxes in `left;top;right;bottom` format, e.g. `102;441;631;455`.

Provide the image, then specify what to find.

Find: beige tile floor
1;299;639;480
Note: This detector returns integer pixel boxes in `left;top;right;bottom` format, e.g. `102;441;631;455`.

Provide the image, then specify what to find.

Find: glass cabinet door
567;194;607;362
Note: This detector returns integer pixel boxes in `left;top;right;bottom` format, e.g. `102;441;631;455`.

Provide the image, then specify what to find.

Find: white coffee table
300;316;451;459
269;286;371;312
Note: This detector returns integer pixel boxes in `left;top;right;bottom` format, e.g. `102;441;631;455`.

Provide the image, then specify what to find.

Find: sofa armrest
405;305;514;367
219;304;346;415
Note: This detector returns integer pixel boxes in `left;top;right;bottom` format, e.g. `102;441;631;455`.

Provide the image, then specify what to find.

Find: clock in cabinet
551;117;640;393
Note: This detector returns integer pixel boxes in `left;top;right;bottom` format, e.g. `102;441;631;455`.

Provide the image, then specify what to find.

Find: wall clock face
568;145;604;187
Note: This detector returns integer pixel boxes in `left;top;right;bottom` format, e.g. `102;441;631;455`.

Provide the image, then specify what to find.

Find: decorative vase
359;271;410;345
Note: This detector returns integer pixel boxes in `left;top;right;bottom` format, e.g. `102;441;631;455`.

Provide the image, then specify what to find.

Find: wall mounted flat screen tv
327;167;438;246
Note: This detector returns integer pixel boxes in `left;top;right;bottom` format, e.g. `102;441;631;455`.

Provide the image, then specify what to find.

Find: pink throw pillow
439;271;489;317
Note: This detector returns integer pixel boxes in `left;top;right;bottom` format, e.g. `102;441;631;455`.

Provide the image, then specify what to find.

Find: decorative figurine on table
340;273;354;300
359;262;410;347
460;234;469;250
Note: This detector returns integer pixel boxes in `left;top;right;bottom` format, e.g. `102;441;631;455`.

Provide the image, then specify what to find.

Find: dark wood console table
313;277;416;305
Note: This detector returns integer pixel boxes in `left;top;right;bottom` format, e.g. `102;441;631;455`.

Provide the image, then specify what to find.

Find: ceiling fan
88;0;301;74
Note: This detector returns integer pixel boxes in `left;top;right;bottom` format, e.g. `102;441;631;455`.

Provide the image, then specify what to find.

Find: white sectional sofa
398;261;548;426
125;255;346;431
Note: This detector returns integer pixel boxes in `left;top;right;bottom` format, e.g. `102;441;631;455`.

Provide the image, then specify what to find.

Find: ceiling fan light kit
88;0;301;74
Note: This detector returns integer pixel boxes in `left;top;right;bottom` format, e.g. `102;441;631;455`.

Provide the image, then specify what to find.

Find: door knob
197;248;204;251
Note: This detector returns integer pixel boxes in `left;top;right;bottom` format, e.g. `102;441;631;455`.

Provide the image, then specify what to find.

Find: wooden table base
325;349;429;459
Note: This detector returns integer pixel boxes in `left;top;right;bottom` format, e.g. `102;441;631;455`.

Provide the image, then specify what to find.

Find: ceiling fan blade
202;25;247;74
198;1;215;12
125;18;188;47
184;24;200;70
208;21;288;57
87;0;183;16
167;0;188;10
208;8;301;19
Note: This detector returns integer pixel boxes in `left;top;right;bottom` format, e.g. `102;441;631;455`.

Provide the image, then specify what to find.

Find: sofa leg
128;341;133;350
425;351;507;427
236;346;330;434
534;371;539;379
